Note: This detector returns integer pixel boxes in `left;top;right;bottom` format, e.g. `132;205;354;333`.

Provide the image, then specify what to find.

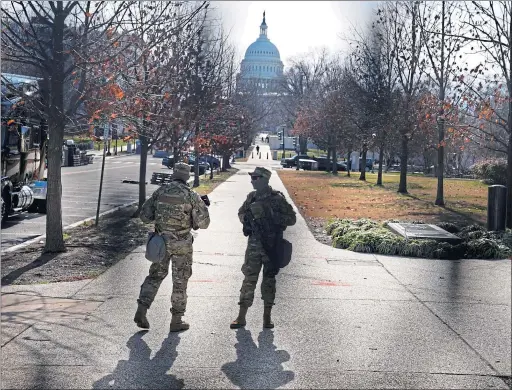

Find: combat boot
134;303;150;329
169;315;190;332
230;306;248;329
263;306;274;328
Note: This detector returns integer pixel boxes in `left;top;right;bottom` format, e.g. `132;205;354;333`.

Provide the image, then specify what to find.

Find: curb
1;201;138;254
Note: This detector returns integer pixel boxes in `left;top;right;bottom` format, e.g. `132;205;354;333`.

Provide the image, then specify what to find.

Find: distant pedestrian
135;163;210;332
256;145;260;154
231;167;296;329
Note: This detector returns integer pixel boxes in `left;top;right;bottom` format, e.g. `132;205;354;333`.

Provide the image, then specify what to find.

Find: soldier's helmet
248;167;271;180
173;162;191;182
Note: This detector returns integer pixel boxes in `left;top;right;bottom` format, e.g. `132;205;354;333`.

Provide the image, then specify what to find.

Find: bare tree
280;49;329;153
379;1;426;193
453;1;512;227
419;1;466;206
1;1;133;252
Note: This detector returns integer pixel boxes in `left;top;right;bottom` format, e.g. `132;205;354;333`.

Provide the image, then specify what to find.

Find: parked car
313;156;347;171
189;162;210;175
281;154;311;168
359;158;374;172
199;155;220;169
162;155;174;169
153;150;169;158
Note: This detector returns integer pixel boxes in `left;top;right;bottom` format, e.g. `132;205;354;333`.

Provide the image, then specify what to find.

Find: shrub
465;238;511;259
436;222;460;234
326;218;511;260
471;158;507;185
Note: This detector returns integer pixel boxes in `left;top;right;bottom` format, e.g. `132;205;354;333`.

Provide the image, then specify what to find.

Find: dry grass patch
194;168;238;196
277;170;487;226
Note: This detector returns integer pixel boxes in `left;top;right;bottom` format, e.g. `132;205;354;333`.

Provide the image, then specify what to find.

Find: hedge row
326;218;512;260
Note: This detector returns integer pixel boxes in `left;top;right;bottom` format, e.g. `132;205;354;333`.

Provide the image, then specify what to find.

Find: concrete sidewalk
1;149;511;389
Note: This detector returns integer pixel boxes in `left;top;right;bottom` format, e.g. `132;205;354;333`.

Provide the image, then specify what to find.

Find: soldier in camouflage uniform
135;162;210;332
231;167;296;329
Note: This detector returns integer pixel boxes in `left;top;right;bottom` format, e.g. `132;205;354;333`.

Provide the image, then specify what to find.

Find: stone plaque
387;223;462;244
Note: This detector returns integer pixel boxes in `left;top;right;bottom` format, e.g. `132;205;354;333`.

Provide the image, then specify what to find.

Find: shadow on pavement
222;329;294;389
93;331;184;389
1;253;59;286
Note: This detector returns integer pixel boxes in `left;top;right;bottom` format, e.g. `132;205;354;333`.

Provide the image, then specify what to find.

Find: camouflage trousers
137;234;193;316
238;236;279;308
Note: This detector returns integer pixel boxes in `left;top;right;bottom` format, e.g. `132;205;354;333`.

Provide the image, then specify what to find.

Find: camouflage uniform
238;169;296;308
137;164;210;316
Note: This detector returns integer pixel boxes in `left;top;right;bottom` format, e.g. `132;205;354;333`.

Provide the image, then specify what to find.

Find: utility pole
95;122;108;226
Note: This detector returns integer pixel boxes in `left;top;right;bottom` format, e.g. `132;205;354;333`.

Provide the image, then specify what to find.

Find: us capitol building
236;12;286;133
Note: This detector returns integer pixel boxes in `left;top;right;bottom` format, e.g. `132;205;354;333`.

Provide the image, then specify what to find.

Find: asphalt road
1;153;169;250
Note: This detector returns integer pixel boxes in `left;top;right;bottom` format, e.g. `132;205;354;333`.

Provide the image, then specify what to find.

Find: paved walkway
1;140;511;389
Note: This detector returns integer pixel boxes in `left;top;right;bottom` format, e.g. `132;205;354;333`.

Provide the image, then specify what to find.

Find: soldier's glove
200;195;210;207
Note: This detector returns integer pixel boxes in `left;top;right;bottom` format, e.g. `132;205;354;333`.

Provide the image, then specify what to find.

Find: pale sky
212;1;377;67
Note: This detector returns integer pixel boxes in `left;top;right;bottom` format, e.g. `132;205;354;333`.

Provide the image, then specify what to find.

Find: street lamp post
281;125;286;158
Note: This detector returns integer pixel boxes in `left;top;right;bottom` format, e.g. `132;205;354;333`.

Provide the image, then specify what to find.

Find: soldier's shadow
221;329;295;389
92;331;184;389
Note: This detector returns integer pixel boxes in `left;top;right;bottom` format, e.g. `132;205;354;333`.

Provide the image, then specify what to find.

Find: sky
212;1;377;67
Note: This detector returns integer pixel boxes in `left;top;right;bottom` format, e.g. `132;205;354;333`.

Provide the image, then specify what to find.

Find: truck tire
27;201;39;213
37;199;47;214
1;198;7;225
2;189;11;225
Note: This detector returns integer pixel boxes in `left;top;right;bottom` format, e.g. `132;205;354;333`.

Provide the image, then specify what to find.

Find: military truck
1;73;48;225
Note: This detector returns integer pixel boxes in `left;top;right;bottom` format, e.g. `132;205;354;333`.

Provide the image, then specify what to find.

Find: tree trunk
359;145;367;181
222;154;231;172
326;148;331;172
45;118;65;252
209;157;214;180
435;1;446;207
398;135;408;194
435;122;445;206
507;107;512;228
44;8;65;253
193;151;200;188
331;146;338;175
377;144;384;186
173;144;181;162
299;135;307;154
137;134;149;212
346;151;351;177
507;10;512;228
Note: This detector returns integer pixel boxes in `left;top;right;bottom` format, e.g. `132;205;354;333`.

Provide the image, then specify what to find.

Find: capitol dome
239;12;284;91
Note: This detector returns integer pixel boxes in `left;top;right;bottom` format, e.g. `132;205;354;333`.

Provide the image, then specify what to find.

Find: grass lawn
277;170;488;226
193;168;238;196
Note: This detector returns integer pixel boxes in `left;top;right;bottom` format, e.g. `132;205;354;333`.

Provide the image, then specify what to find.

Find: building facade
237;12;287;134
238;12;285;93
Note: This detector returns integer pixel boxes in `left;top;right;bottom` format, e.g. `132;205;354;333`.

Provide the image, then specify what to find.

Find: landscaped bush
471;158;507;185
327;218;512;260
436;222;460;234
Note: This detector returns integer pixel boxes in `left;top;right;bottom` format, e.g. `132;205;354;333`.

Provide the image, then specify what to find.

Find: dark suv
281;154;310;168
314;156;348;171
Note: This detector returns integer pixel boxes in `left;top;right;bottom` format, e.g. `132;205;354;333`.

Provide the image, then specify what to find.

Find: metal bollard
267;152;269;159
487;185;507;231
259;152;261;159
252;152;254;158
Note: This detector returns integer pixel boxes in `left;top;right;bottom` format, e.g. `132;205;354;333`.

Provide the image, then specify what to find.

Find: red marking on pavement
312;281;351;287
